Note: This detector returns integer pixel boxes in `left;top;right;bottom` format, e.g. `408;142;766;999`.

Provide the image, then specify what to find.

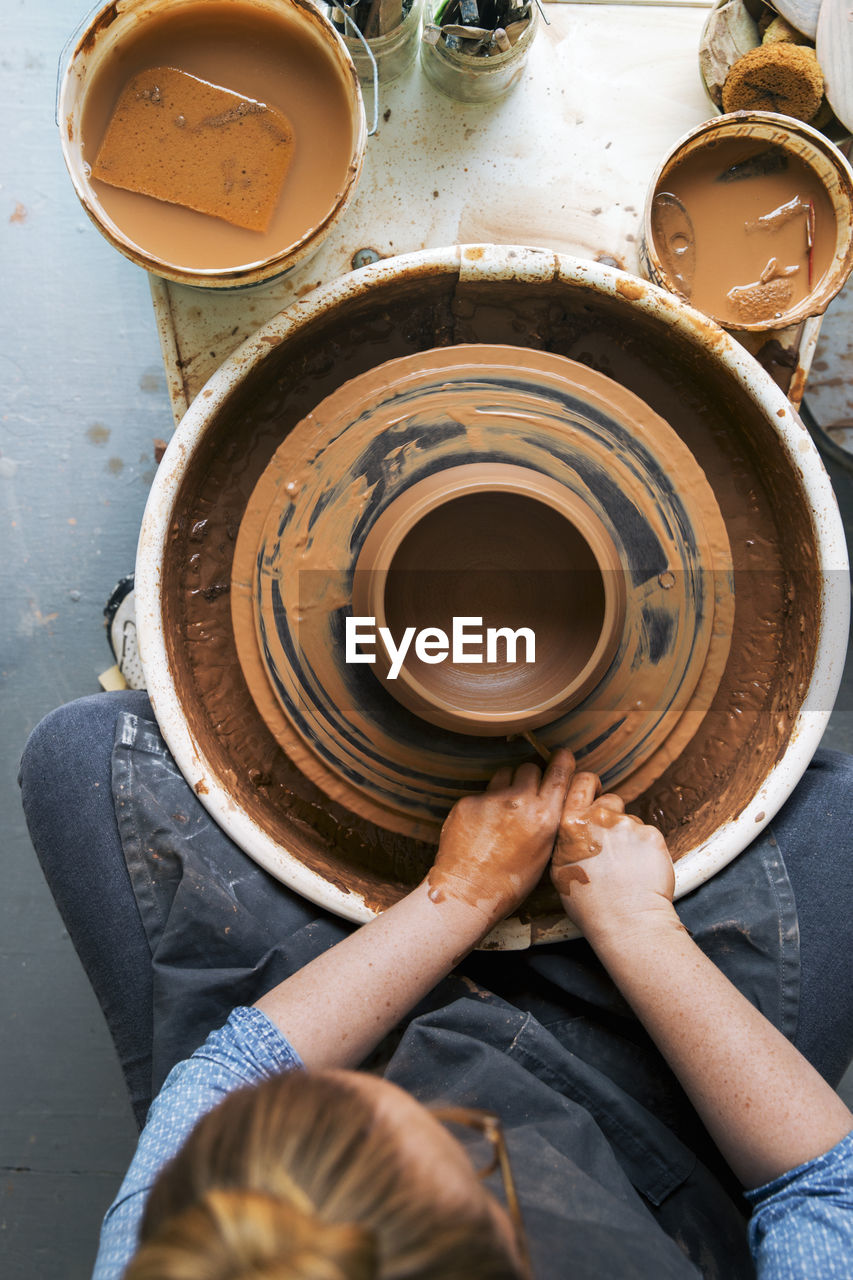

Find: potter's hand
428;748;575;929
257;748;573;1071
551;771;675;942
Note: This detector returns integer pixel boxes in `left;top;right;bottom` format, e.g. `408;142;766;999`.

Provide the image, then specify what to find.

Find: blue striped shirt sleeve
92;1006;302;1280
746;1128;853;1279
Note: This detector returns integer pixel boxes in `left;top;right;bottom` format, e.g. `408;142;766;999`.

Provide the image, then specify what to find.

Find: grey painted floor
2;4;853;1278
3;6;169;1273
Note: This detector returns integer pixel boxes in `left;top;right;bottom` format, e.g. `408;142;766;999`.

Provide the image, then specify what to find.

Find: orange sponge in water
93;66;294;233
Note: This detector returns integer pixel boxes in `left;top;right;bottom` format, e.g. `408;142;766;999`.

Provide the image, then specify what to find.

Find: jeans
19;691;853;1131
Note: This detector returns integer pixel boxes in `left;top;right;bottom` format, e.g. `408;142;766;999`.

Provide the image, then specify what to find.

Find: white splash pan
135;245;850;948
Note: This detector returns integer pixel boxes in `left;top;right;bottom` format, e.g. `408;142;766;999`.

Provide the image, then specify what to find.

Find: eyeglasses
429;1105;532;1280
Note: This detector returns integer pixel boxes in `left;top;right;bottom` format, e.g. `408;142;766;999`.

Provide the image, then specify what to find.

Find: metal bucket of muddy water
57;0;367;288
134;245;849;949
640;112;853;331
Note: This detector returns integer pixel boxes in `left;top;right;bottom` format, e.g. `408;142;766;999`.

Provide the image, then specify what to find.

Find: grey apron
112;709;800;1279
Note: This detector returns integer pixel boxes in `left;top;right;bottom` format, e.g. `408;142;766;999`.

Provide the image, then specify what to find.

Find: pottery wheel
232;345;733;840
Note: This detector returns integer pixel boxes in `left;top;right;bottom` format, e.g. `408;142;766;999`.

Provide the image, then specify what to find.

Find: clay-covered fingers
431;751;579;927
562;770;601;813
486;765;515;793
538;747;575;804
509;761;543;793
592;793;625;815
551;801;677;936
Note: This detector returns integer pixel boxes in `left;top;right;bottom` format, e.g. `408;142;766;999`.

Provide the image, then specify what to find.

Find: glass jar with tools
419;0;538;103
331;0;424;86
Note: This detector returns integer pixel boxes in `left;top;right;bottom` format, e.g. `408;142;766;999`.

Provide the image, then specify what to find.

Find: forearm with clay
255;878;496;1070
256;749;574;1072
552;773;853;1191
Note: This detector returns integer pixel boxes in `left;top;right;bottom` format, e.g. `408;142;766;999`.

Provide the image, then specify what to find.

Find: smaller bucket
58;0;367;289
640;112;853;331
420;4;537;104
340;0;423;85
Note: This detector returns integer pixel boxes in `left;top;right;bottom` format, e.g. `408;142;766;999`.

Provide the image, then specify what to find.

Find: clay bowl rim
57;0;368;289
134;244;850;948
641;110;853;332
351;461;627;735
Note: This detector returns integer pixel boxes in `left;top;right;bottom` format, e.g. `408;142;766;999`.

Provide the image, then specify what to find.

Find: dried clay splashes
81;0;355;269
93;67;295;233
651;141;834;326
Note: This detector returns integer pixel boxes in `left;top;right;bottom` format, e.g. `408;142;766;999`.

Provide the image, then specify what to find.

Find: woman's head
124;1069;522;1280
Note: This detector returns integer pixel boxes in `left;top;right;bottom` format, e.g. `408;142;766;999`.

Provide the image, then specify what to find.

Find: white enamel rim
135;244;850;949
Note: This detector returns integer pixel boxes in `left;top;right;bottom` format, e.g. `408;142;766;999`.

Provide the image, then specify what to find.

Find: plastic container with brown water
640;112;853;331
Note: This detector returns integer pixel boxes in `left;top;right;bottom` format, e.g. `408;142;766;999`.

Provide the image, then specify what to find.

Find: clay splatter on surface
86;423;111;446
140;369;165;394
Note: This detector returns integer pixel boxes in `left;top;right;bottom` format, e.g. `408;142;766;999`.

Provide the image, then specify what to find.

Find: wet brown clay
161;272;819;918
230;345;731;836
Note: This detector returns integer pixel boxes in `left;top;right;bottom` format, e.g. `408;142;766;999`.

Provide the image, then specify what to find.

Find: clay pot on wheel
351;462;625;736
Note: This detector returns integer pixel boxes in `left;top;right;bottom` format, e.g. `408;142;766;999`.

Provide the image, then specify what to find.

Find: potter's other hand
551;771;676;942
428;748;575;928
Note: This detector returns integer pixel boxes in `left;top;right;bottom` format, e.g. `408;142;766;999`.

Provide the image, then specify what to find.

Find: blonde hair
124;1071;518;1280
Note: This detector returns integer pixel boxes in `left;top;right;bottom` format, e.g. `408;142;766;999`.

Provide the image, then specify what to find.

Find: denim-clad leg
19;691;350;1124
18;691;157;1127
769;748;853;1086
19;692;853;1123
